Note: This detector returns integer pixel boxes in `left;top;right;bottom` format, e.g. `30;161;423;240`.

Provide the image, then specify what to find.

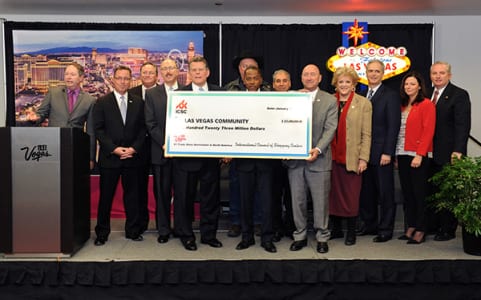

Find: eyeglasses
160;66;177;71
190;68;206;73
141;71;157;75
114;77;131;81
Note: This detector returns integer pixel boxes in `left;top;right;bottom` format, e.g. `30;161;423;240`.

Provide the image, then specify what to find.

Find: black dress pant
152;161;173;236
359;162;396;237
397;155;430;232
173;159;220;242
238;165;274;243
95;166;144;239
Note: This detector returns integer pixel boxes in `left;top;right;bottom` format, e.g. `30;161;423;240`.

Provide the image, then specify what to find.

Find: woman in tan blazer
329;67;372;246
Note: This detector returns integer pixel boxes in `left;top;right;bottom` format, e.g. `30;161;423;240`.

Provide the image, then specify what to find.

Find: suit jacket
93;91;146;168
364;84;401;165
145;83;182;165
36;86;96;160
174;83;224;172
284;89;338;172
430;82;471;165
343;93;372;172
128;85;144;100
234;88;279;172
402;98;436;156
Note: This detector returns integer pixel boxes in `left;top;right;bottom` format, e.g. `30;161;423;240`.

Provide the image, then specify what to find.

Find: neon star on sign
343;19;369;47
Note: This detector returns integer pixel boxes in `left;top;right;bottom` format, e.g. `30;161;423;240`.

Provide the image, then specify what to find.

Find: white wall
1;14;479;155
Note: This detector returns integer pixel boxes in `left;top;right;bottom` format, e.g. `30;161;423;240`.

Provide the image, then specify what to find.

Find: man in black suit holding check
92;65;147;246
173;56;223;251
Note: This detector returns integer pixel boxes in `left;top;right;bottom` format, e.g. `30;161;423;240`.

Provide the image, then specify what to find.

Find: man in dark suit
128;62;158;235
224;50;271;238
92;65;147;246
29;62;96;169
358;59;401;242
284;64;337;254
428;61;471;241
173;56;223;251
234;66;278;253
144;58;181;244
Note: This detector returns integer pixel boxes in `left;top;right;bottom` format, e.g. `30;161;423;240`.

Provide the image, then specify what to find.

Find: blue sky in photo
13;30;204;54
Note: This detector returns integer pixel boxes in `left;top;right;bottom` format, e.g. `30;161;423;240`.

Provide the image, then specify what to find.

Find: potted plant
429;156;481;256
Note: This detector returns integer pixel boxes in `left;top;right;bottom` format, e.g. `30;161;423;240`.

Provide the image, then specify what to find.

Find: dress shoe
345;234;356;246
157;235;169;244
397;234;411;240
261;241;277;253
290;239;308;251
434;232;455;241
254;224;262;236
373;234;392;243
182;239;198;251
356;229;377;236
127;235;143;242
201;238;223;248
407;235;426;244
236;239;255;250
227;224;241;237
94;237;107;246
329;231;344;240
272;231;283;242
317;242;329;253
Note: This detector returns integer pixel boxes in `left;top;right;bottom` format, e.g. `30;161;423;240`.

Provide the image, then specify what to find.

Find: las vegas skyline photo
13;30;203;125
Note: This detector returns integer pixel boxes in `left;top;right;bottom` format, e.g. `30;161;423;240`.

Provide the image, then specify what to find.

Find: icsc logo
175;99;188;114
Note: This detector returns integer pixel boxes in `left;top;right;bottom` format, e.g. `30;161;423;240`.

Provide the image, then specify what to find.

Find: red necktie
68;90;75;112
432;90;439;105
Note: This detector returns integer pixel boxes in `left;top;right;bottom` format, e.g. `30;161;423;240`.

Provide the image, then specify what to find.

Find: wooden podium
0;127;90;257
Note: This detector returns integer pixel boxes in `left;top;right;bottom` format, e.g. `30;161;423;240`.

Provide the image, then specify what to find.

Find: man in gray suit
284;64;338;254
29;62;96;169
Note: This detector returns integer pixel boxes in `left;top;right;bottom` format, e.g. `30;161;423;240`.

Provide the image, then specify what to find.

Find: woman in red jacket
395;71;436;244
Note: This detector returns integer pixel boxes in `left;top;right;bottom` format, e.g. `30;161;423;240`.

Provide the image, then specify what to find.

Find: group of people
29;52;471;254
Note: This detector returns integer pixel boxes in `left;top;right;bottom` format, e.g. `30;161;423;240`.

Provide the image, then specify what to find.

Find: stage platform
1;215;481;300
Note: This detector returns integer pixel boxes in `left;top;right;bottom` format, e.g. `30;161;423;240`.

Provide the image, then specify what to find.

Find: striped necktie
432;90;439;105
367;89;374;100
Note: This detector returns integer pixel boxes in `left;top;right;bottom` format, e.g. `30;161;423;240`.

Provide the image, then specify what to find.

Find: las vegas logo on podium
327;19;411;85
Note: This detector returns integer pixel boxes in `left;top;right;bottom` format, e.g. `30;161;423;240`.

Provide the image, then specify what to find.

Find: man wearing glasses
144;58;182;244
92;65;147;246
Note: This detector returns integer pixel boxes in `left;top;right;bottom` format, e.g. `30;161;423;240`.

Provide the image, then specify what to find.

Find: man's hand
306;148;319;162
380;154;391;166
113;147;134;159
451;152;462;164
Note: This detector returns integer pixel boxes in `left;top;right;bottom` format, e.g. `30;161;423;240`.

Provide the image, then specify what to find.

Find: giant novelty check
165;91;312;158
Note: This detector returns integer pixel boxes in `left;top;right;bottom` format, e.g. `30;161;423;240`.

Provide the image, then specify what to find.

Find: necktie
198;87;204;92
367;89;374;100
68;90;75;112
120;96;127;124
432;90;439;105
